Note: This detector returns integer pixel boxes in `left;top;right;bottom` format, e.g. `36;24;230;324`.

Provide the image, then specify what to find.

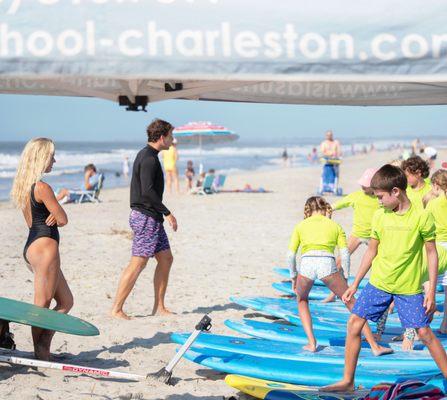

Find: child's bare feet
321;294;336;303
302;343;317;352
402;337;414;351
320;380;355;392
371;345;394;356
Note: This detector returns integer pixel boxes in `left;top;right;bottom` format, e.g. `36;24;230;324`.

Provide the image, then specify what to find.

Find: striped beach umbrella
173;122;238;172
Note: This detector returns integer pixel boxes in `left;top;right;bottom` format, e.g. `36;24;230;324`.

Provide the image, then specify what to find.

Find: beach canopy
1;1;447;107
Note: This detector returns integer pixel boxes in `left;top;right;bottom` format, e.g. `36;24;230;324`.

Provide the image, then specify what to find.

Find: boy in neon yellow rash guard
402;156;431;210
287;196;391;356
323;164;447;393
425;169;447;333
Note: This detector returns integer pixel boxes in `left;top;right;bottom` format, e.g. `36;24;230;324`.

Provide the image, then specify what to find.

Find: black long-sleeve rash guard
130;144;171;222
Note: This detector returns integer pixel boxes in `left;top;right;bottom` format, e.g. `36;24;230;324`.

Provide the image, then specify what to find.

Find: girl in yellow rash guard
287;196;392;356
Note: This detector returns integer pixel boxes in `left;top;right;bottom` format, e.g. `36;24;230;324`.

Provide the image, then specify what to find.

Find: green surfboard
0;297;99;336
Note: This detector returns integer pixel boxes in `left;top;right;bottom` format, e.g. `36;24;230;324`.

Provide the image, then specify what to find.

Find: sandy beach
0;149;445;399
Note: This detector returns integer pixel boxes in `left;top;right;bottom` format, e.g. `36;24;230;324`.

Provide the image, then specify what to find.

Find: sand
0;149;445;399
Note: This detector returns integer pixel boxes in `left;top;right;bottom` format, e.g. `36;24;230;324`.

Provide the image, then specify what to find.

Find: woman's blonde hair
423;169;447;207
304;196;332;219
10;138;55;210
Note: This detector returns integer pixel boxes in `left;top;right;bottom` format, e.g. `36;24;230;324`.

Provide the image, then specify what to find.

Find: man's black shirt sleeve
139;156;171;216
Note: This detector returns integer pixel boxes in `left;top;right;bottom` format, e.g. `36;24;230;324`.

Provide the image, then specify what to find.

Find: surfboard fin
146;315;212;385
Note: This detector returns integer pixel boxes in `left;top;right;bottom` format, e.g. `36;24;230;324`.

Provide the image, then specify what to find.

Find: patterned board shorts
129;210;170;258
352;283;430;329
299;255;337;281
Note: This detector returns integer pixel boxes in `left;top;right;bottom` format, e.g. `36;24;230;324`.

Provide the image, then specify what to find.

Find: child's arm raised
342;239;378;303
424;240;438;315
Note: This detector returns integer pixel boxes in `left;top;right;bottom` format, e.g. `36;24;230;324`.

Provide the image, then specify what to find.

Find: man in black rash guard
111;119;178;319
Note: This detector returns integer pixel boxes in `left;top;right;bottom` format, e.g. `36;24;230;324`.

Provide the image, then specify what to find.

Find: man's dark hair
370;164;407;192
146;119;173;142
401;156;430;179
84;163;96;173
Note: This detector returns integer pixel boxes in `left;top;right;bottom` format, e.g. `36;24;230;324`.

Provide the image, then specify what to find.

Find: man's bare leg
417;327;447;378
321;314;366;392
152;249;174;316
111;256;148;319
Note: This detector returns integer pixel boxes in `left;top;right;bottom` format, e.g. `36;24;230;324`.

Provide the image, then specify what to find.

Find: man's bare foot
320;380;354;392
402;337;414;351
302;343;317;352
110;309;131;320
151;308;174;316
371;345;394;356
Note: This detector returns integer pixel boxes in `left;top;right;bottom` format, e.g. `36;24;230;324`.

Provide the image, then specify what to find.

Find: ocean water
0;136;445;201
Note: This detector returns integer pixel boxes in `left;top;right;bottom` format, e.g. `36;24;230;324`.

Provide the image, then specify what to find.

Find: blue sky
0;94;446;143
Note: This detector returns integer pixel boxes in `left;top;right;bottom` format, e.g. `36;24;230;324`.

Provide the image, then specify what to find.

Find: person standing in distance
111;119;177;319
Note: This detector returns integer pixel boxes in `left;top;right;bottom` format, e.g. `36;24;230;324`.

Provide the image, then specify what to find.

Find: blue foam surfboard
272;282;332;300
224;318;406;346
183;348;445;390
172;332;435;368
230;296;443;331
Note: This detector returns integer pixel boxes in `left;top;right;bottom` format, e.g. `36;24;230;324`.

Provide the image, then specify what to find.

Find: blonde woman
11;138;73;360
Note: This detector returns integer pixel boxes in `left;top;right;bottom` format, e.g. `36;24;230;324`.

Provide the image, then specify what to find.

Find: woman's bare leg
165;171;173;194
173;170;180;194
295;274;317;352
323;272;393;356
26;238;61;361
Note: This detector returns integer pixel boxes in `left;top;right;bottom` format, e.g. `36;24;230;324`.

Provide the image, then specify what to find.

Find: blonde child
402;156;431;210
287;196;391;356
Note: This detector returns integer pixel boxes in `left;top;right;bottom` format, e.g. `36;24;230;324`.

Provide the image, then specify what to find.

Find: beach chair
196;174;215;195
71;173;105;203
213;174;226;193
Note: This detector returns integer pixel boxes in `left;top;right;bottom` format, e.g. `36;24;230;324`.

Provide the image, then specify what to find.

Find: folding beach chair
196;174;215;195
213;174;226;193
71;173;105;204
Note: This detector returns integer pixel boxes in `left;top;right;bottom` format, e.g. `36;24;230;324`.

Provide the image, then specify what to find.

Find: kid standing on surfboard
323;164;447;392
287;196;391;356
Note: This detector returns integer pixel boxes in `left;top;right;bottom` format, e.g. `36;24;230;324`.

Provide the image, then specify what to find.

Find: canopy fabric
1;1;447;106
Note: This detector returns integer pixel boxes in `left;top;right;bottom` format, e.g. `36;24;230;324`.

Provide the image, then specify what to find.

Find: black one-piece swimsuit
23;183;59;264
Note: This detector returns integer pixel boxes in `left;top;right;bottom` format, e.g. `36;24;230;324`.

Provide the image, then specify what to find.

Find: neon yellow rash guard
332;190;379;239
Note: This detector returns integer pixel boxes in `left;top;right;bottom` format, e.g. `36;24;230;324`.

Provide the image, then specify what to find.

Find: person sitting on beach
185;160;195;191
287;196;391;356
401;156;431;210
323;164;447;393
56;164;100;204
10;138;73;360
322;168;379;303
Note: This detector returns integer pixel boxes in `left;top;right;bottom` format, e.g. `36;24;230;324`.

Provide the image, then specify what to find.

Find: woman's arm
84;170;93;190
35;182;68;227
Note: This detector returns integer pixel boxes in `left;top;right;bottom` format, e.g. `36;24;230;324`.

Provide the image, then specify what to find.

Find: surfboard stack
172;267;447;399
